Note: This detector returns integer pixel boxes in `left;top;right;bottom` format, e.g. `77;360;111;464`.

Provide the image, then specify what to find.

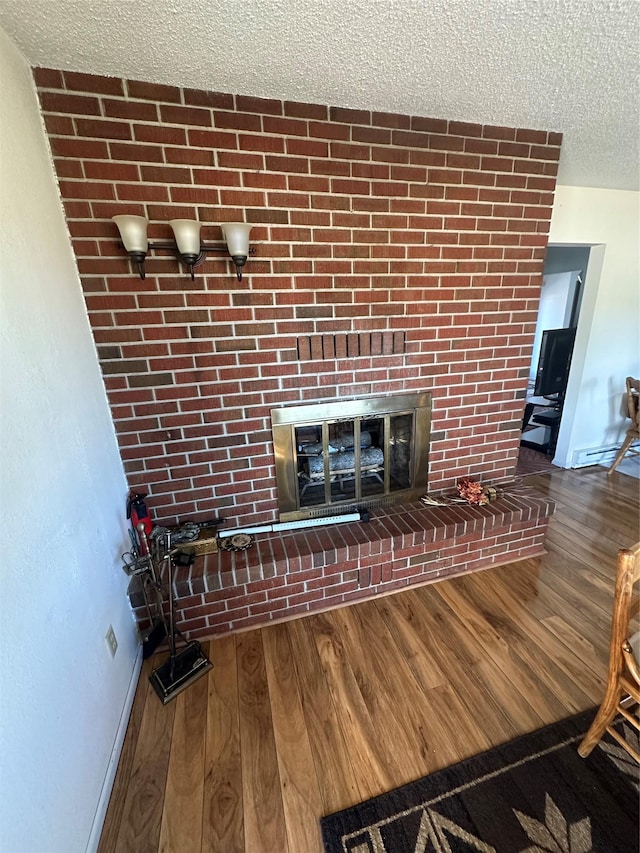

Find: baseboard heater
571;443;639;468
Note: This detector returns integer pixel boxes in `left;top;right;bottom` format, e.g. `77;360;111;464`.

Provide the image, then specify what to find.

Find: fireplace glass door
271;394;431;521
296;416;387;509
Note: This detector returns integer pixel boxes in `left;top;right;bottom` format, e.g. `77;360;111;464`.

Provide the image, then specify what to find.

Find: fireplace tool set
122;522;212;704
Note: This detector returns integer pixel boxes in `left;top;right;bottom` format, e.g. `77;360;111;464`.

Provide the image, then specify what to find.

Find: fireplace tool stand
121;526;168;659
122;527;213;702
149;541;212;705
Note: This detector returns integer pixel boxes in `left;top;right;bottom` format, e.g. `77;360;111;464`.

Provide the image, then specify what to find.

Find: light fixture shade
169;219;201;258
221;222;252;258
112;215;148;253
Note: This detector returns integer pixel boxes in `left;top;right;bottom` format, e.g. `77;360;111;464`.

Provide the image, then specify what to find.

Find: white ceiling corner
0;0;638;191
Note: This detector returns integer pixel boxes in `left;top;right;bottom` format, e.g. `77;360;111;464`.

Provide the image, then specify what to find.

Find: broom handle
137;524;172;642
166;551;178;681
163;530;177;661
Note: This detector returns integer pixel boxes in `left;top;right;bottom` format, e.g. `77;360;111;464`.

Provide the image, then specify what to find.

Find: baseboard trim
85;645;143;853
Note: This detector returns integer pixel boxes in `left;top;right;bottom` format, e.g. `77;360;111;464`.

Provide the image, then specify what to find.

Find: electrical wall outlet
105;625;118;658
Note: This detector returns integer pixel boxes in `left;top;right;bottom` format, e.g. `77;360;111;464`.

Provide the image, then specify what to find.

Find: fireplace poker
136;523;169;658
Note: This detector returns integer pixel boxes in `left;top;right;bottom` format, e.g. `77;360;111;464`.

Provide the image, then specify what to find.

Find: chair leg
578;686;624;757
608;432;635;476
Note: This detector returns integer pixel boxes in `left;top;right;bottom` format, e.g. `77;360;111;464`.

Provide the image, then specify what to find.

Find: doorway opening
519;245;590;462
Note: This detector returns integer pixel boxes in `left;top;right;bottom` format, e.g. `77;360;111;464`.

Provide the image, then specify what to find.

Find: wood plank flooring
98;466;639;853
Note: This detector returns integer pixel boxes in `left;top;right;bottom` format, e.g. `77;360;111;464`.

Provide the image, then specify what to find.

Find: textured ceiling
1;0;638;190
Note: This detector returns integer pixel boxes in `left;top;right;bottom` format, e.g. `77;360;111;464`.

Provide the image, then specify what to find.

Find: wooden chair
608;377;640;475
578;541;640;761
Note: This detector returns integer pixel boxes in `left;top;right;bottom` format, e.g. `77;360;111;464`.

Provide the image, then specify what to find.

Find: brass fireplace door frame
271;393;431;521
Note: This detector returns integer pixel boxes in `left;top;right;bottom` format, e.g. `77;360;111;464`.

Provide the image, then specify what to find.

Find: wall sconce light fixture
112;216;254;281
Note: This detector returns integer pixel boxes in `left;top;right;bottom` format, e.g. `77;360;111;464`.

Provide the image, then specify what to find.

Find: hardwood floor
98;466;639;853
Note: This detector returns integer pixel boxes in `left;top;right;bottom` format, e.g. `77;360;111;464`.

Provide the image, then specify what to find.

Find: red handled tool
126;491;153;553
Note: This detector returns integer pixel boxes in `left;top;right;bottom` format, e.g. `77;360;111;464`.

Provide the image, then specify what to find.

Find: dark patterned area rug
321;709;639;853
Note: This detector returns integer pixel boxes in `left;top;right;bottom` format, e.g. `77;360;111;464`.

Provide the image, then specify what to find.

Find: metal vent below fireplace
271;393;431;522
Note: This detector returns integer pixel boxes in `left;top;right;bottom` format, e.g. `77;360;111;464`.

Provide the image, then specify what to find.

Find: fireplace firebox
271;393;431;521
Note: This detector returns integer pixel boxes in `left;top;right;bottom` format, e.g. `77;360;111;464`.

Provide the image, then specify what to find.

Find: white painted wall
549;186;640;467
0;29;140;853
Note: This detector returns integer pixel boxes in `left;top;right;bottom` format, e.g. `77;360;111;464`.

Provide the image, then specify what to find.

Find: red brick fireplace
35;69;560;634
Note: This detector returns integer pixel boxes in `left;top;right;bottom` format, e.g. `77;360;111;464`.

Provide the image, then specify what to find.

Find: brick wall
35;69;561;528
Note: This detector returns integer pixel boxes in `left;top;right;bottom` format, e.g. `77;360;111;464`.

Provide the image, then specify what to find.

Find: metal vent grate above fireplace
271;393;431;521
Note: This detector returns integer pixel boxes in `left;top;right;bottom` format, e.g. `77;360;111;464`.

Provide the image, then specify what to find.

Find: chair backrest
625;377;640;429
611;541;640;688
578;540;640;760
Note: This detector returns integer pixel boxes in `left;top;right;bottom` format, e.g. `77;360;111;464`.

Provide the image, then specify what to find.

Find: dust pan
150;640;212;704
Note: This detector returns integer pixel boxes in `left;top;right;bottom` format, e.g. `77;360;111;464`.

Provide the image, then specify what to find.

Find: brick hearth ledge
129;491;554;639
